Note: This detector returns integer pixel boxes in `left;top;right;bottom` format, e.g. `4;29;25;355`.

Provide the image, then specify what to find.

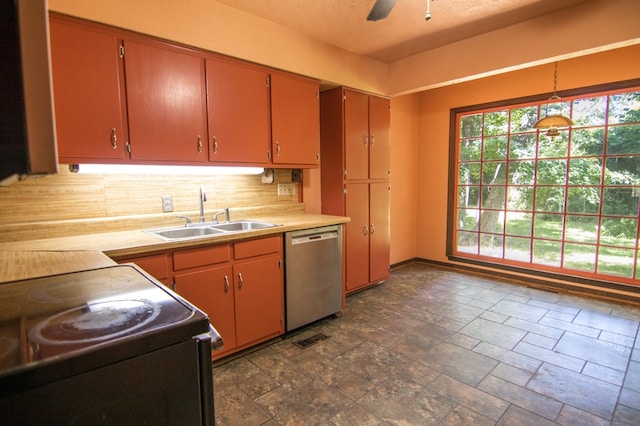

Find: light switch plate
161;195;173;212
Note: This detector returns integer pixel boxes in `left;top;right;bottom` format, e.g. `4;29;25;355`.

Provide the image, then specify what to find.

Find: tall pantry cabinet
320;87;391;293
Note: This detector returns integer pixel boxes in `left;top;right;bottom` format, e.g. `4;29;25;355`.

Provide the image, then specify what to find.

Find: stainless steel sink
211;220;279;232
148;226;226;240
145;220;281;241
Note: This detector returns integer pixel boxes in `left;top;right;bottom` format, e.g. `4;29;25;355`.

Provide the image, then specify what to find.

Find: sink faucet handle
224;207;230;222
177;215;192;227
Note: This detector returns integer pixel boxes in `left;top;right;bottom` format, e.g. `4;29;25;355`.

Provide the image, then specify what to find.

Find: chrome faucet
213;207;230;223
199;186;207;223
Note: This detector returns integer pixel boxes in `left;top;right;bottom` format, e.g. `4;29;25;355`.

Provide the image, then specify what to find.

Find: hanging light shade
533;63;573;138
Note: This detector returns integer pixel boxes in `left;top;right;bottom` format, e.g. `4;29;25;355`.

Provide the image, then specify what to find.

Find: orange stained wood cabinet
206;57;271;164
172;237;283;359
123;38;208;163
49;15;128;163
320;87;391;293
270;72;320;167
116;252;171;286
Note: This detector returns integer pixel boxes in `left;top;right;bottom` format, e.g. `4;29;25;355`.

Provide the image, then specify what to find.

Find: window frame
447;78;640;292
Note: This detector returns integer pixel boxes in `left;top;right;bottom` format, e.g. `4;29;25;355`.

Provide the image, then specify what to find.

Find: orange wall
415;45;640;264
389;94;419;264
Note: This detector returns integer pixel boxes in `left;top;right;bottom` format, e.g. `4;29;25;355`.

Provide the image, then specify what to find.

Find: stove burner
29;299;162;345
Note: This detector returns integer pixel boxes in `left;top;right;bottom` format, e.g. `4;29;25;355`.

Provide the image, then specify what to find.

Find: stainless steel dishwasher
284;225;343;332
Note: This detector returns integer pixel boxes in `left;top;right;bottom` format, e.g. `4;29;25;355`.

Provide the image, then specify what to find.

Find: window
450;82;640;287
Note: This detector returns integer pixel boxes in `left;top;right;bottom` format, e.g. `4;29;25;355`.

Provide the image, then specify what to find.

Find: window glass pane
460;113;483;138
597;246;634;277
480;210;504;234
534;186;565;212
481;186;506;211
482;162;506;185
505;236;531;261
532;239;561;266
457;231;478;254
458;185;480;208
568;158;602;185
565;215;599;243
566;187;600;214
604;157;640;185
533;213;564;240
457;209;479;231
510;106;538;133
507;185;533;211
460;138;482;161
459;162;481;185
600;217;637;247
480;234;504;257
570;128;605;156
484;110;509;136
483;136;508;160
505;212;532;237
509;134;537;159
563;243;596;272
606;124;640;155
602;187;638;216
536;160;567;185
508;160;535;185
572;96;607;127
608;92;640;124
538;132;568;158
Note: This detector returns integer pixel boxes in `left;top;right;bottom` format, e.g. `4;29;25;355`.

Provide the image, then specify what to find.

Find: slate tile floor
213;262;640;425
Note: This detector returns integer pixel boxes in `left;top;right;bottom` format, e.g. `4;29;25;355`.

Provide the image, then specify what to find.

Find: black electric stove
0;264;221;425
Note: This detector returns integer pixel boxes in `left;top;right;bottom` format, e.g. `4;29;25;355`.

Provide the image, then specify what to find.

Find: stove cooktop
0;264;209;377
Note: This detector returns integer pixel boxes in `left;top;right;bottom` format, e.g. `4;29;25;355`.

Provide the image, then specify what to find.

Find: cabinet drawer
173;244;231;271
119;253;170;281
234;236;282;260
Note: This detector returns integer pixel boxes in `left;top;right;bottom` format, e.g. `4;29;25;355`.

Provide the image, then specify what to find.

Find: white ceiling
213;0;591;63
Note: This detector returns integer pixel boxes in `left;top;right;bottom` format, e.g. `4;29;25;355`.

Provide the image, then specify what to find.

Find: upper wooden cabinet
343;89;390;181
49;16;128;163
50;14;320;168
205;57;270;165
270;73;320;167
123;38;208;163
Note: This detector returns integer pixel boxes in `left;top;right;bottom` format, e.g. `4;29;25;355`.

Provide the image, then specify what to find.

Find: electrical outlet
161;195;173;212
277;183;297;196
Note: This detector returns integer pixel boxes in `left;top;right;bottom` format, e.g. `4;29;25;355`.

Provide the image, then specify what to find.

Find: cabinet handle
238;272;244;289
370;136;376;146
363;225;369;236
212;136;218;154
275;141;281;157
110;128;118;149
370;223;376;234
223;275;230;293
363;134;368;147
197;135;203;153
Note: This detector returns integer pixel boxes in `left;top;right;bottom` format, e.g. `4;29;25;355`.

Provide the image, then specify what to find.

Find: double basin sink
145;220;281;241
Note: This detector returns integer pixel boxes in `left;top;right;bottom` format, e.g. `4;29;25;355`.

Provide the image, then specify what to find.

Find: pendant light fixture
534;62;573;138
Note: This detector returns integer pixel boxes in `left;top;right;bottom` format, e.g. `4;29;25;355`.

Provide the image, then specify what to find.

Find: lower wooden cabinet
117;235;284;359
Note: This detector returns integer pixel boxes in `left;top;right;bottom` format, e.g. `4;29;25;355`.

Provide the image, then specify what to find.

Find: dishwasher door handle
291;231;338;245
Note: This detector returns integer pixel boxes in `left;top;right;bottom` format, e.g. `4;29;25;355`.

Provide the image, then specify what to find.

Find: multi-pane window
453;86;640;285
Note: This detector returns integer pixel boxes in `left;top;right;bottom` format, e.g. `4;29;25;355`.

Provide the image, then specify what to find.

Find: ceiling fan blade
367;0;397;21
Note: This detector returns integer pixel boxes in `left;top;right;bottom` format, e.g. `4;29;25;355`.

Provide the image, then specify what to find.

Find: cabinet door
124;39;207;162
344;89;369;180
174;265;236;357
345;183;370;292
369;182;390;283
50;17;127;162
369;96;390;180
206;58;270;164
233;255;283;347
270;73;320;166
